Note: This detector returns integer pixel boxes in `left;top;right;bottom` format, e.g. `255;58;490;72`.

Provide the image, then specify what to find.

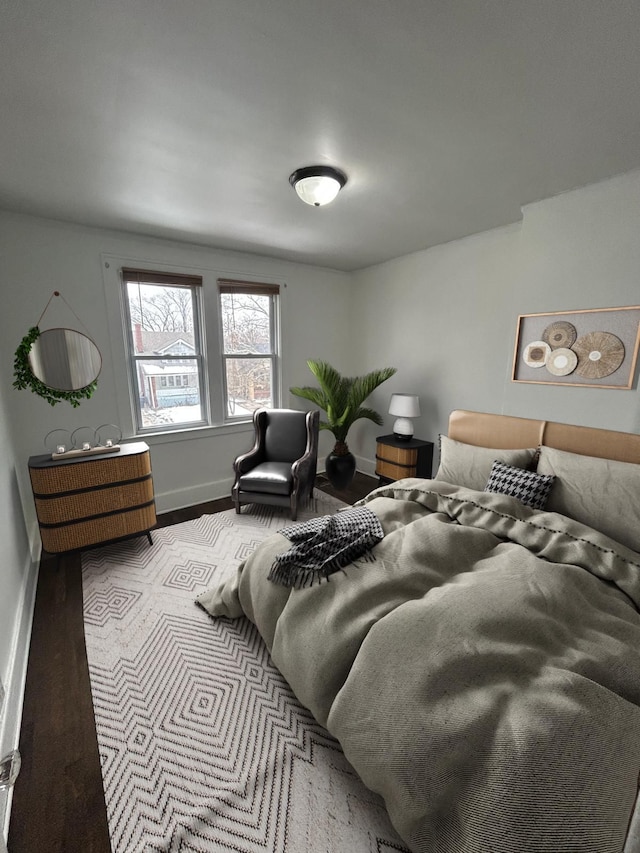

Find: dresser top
29;441;150;469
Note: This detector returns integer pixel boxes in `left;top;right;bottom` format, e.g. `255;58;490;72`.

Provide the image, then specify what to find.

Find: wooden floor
8;472;377;853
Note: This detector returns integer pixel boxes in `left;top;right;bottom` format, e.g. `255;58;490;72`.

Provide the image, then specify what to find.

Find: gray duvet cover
197;480;640;853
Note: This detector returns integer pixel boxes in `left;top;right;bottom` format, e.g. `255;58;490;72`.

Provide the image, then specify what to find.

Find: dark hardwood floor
8;472;377;853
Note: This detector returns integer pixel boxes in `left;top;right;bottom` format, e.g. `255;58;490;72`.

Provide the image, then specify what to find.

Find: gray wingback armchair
232;408;320;520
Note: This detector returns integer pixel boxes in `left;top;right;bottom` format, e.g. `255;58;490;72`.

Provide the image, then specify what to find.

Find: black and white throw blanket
268;505;384;588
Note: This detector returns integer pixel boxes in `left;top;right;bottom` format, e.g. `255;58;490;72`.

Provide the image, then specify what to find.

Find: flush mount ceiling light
289;165;347;207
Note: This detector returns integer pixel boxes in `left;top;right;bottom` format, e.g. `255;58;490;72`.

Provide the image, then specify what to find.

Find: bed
198;409;640;853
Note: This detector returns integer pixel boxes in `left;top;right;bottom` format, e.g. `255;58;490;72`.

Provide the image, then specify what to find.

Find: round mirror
28;328;102;391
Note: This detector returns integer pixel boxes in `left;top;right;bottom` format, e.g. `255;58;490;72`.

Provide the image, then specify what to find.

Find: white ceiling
2;1;640;271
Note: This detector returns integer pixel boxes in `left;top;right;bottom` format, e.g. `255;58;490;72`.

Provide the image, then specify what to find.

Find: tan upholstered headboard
448;410;640;465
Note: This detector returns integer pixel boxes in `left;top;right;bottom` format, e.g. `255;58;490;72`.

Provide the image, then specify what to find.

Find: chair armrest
291;410;319;488
233;408;268;477
291;447;317;488
233;446;264;476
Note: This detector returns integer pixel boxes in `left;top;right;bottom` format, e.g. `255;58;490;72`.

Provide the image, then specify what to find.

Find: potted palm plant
290;360;396;490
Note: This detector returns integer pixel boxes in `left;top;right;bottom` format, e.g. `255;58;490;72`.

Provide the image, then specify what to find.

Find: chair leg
232;485;241;514
290;494;298;522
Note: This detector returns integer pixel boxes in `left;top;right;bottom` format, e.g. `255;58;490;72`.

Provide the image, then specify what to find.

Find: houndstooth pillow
484;460;555;510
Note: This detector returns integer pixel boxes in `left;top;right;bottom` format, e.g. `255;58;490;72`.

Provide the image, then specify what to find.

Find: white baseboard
153;455;378;517
27;518;42;565
353;454;377;478
154;477;235;514
1;550;39;842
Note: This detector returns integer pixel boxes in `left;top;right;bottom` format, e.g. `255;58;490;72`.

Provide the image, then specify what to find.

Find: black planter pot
325;449;356;491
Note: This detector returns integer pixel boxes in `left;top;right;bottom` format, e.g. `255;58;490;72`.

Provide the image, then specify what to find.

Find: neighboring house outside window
121;268;280;433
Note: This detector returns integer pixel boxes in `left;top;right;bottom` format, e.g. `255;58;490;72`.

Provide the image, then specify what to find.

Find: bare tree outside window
219;283;279;418
128;285;194;333
124;276;205;430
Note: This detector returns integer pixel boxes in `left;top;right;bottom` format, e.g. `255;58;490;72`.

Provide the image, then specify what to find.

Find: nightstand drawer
377;444;418;467
376;458;417;480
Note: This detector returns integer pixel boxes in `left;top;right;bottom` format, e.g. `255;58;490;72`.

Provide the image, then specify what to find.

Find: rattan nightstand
375;434;434;485
29;441;156;553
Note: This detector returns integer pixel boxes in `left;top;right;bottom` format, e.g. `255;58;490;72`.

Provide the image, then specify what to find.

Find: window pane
225;358;273;416
221;293;272;355
127;282;196;356
136;358;203;428
125;279;204;430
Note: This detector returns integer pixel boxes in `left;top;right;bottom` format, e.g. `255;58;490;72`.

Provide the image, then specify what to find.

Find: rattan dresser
28;441;156;553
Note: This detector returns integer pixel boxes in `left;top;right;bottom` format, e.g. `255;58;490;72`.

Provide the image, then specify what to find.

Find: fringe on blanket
268;505;384;589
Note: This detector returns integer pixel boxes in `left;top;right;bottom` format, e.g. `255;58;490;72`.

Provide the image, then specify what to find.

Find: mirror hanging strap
36;290;94;336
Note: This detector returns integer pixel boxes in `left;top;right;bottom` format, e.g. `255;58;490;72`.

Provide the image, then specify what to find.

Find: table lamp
389;393;420;440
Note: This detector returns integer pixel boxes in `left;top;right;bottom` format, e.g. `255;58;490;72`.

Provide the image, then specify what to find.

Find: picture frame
512;306;640;389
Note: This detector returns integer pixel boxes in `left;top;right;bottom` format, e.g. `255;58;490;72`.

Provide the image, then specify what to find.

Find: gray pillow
536;446;640;553
435;435;537;491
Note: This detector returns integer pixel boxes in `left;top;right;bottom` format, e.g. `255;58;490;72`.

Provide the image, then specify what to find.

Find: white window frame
121;268;208;435
109;262;283;439
218;279;280;422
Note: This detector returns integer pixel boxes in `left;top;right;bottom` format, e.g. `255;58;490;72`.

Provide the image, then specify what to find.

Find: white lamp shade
389;393;421;418
389;393;420;440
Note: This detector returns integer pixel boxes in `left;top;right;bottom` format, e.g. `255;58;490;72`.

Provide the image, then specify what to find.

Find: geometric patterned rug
81;491;409;853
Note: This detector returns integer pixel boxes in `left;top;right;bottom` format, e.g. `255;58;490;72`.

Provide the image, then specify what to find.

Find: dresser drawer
29;449;152;495
33;477;154;525
38;504;157;554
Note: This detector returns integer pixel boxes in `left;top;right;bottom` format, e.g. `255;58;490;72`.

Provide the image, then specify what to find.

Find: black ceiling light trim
288;165;348;206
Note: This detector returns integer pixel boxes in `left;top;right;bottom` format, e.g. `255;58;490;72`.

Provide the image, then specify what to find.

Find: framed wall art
512;306;640;389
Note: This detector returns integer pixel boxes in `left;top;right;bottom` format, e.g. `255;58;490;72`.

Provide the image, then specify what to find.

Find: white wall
504;170;640;427
350;169;640;471
0;375;36;840
0;211;353;555
0;384;30;699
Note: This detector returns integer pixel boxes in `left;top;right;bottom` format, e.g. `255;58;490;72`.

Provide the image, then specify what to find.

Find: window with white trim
121;269;280;433
122;268;205;432
218;279;280;419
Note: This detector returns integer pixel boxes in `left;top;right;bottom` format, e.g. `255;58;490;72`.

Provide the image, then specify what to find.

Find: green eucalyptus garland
13;326;98;408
